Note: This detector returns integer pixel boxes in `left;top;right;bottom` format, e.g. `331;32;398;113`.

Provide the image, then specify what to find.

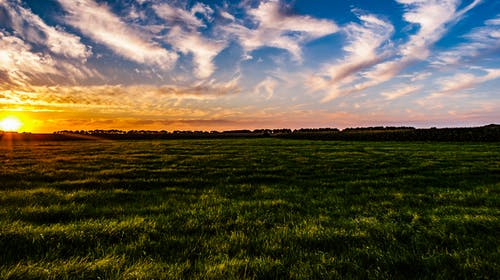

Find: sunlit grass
0;139;499;279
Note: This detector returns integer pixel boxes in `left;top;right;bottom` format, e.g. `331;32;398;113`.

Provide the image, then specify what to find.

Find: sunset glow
0;0;498;132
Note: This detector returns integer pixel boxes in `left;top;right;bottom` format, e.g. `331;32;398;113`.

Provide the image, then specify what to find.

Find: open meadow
1;139;499;279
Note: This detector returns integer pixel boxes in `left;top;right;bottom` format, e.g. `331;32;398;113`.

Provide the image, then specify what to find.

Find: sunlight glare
0;116;23;132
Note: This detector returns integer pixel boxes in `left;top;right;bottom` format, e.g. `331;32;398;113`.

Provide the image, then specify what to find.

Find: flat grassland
1;139;499;279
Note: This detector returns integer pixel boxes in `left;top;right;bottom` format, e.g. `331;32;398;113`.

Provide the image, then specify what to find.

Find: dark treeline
279;125;500;142
1;124;499;142
50;128;293;139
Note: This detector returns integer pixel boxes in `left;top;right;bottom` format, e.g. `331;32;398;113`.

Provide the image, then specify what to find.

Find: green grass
0;139;499;279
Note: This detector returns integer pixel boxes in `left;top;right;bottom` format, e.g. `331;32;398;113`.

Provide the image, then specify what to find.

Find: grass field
1;139;499;279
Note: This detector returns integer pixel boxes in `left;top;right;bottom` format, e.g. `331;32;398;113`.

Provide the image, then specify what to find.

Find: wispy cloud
0;77;240;115
435;68;500;95
316;0;483;102
0;0;91;61
166;27;226;79
433;14;500;66
147;2;225;78
362;0;483;86
381;85;422;100
0;28;99;86
396;0;480;60
411;72;432;82
0;0;98;86
222;0;338;62
254;77;278;100
191;3;214;20
152;2;209;30
307;13;393;102
57;0;178;69
0;32;73;86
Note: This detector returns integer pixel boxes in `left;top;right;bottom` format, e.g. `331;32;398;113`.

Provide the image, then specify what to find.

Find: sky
0;0;499;133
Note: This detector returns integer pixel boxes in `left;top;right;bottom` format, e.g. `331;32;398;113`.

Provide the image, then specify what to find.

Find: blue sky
0;0;498;132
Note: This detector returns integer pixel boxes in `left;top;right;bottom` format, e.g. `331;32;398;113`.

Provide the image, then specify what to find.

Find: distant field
1;139;499;279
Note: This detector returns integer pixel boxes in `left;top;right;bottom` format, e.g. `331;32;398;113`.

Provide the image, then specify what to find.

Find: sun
0;116;23;132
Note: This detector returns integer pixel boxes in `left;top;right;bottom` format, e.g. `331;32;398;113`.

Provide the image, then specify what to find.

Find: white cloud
433;14;500;66
254;77;278;100
152;3;206;30
365;0;482;81
398;0;463;60
220;10;236;21
0;32;60;85
316;0;482;102
150;3;226;79
0;29;100;86
57;0;178;69
0;0;91;61
381;85;422;100
222;0;338;62
307;14;393;102
436;68;500;94
411;72;432;82
191;3;214;21
127;5;147;21
166;26;226;79
485;17;500;25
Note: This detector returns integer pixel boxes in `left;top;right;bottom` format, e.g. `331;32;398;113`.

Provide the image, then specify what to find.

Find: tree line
2;125;499;141
51;124;500;141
